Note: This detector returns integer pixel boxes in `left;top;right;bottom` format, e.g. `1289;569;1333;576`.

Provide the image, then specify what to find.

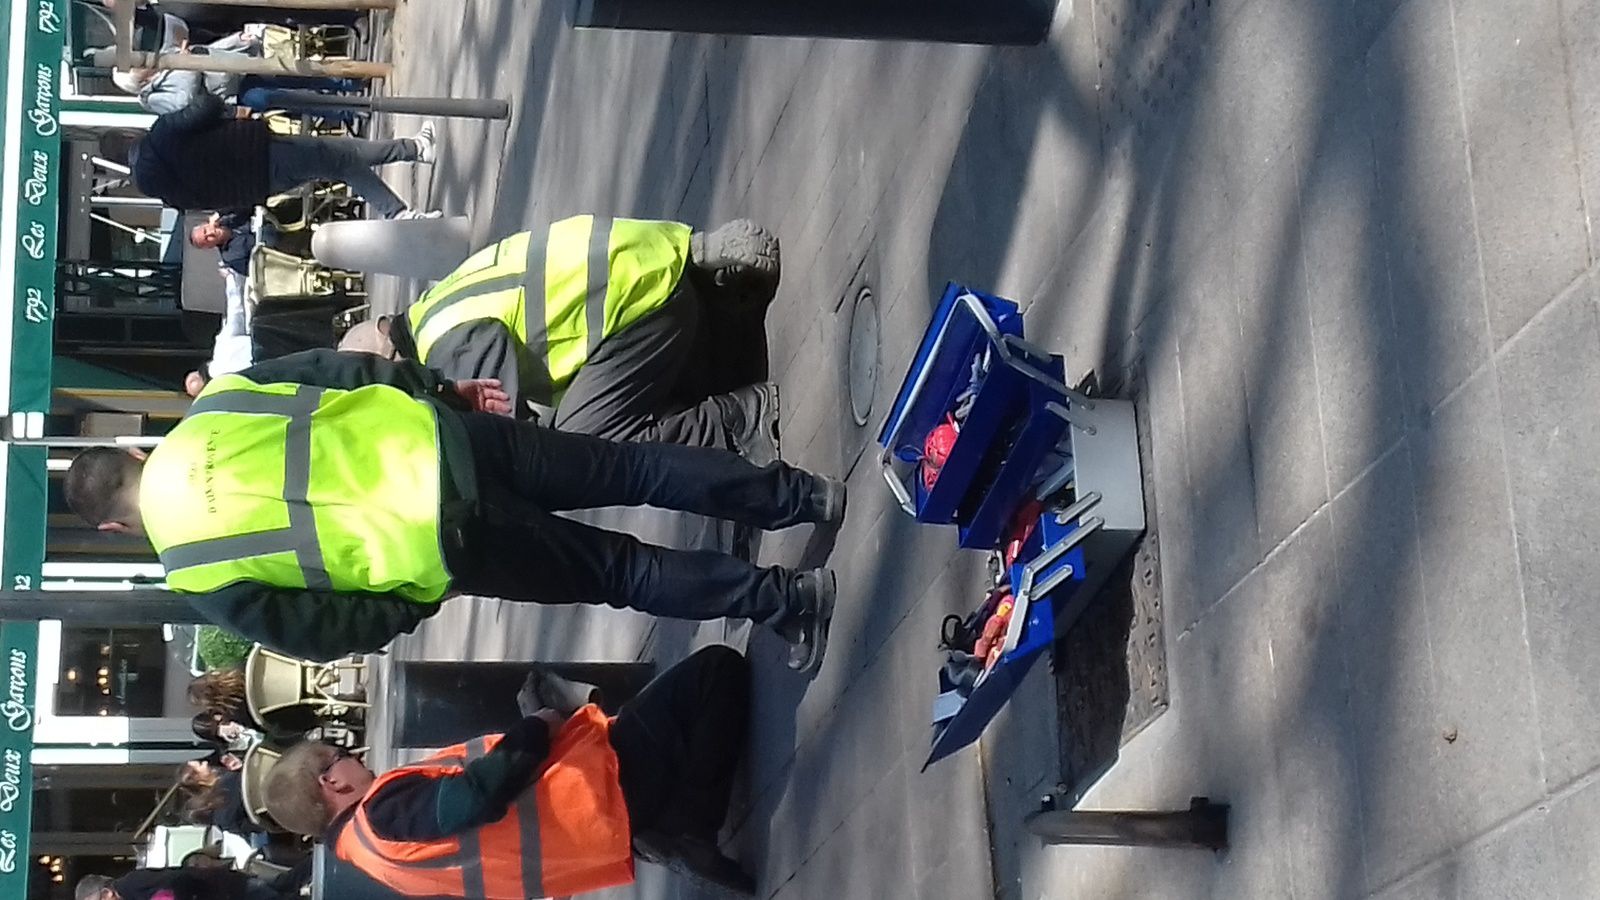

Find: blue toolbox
877;283;1147;768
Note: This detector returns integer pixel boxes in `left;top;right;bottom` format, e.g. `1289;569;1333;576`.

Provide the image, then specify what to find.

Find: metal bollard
1025;795;1230;851
258;89;511;120
569;0;1057;45
311;216;473;281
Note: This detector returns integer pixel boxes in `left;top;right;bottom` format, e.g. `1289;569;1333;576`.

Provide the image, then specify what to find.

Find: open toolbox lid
877;282;1024;454
925;510;1094;768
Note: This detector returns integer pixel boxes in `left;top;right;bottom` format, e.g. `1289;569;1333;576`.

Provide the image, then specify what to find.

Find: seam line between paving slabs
1366;749;1600;898
1442;0;1549;790
1173;436;1408;641
1553;0;1599;264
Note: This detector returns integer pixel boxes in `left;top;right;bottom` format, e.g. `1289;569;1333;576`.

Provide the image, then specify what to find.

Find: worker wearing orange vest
264;646;755;897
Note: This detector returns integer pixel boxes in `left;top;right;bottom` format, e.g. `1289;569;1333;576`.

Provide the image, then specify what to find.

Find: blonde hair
265;741;341;836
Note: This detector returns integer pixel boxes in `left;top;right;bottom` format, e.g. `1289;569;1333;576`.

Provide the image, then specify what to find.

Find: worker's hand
453;378;512;415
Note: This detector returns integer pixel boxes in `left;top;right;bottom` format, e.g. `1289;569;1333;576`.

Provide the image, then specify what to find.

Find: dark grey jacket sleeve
189;583;436;662
238;348;470;410
423;321;523;409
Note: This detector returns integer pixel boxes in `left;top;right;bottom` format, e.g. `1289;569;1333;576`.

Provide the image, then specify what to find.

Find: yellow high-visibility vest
407;215;692;403
141;373;452;602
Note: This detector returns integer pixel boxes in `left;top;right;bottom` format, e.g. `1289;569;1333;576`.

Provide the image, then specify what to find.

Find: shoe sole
745;383;781;466
789;572;835;675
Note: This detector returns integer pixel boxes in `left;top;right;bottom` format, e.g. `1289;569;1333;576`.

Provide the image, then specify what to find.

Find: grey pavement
361;0;1600;896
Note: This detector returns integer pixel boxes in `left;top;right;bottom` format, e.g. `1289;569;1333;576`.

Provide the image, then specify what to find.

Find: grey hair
75;874;116;900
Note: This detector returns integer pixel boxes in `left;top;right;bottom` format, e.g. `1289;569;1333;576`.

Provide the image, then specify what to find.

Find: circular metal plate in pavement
847;286;880;427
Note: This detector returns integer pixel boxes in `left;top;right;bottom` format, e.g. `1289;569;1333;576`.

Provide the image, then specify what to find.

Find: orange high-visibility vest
334;705;634;898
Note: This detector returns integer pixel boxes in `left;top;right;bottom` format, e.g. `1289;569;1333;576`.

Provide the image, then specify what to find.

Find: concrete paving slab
1364;0;1492;419
1329;442;1455;893
1495;269;1600;789
1407;369;1546;843
1452;0;1590;344
1232;152;1334;549
1174;244;1263;624
1299;82;1410;491
1564;0;1600;262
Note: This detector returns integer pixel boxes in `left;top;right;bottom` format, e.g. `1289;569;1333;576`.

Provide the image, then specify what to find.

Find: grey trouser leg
551;279;731;448
266;135;414;219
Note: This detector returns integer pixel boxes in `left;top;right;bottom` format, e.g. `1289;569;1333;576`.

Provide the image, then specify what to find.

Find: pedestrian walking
264;645;758;897
64;350;840;671
338;215;783;461
103;94;440;220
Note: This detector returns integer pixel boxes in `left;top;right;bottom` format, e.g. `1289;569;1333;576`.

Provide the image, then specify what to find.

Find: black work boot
689;219;780;307
780;568;836;674
807;475;848;525
720;382;781;467
633;830;757;896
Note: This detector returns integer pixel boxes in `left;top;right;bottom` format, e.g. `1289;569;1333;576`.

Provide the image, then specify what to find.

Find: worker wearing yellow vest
264;646;756;897
338;216;784;464
63;349;840;672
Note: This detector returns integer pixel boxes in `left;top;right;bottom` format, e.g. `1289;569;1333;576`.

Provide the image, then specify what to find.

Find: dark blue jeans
448;411;821;626
237;75;361;124
265;133;415;218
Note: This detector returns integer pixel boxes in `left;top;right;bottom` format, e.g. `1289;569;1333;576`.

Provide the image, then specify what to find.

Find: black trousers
552;279;730;448
609;646;749;839
447;412;818;626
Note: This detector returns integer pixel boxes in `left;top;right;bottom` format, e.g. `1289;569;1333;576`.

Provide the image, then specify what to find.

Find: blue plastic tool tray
926;510;1091;768
951;355;1070;550
878;283;1070;548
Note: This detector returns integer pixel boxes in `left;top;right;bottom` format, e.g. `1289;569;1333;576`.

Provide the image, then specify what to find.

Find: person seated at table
192;710;265;754
179;756;268;841
183;265;253;398
189;210;277;277
263;645;758;897
188;666;322;739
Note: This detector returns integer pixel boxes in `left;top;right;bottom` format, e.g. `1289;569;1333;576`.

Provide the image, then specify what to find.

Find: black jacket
327;716;553;846
131;94;271;211
178;350;480;662
111;866;255;900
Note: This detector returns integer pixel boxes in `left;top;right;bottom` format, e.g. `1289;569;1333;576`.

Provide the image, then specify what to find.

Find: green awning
0;0;68;894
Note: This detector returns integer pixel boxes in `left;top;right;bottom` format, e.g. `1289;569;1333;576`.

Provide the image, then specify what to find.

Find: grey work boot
780;568;836;674
720;382;781;467
689;219;780;303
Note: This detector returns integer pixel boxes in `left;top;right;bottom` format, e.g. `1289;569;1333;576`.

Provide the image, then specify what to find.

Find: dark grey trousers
550;279;731;449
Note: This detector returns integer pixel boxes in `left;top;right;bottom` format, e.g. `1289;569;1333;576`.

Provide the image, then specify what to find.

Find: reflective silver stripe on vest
585;215;612;355
412;240;514;337
457;826;487;899
517;790;543;895
160;385;332;590
522;225;552;402
347;815;462;871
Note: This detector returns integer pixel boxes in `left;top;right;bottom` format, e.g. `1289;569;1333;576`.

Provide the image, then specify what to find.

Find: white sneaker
409;121;438;165
393;208;444;220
